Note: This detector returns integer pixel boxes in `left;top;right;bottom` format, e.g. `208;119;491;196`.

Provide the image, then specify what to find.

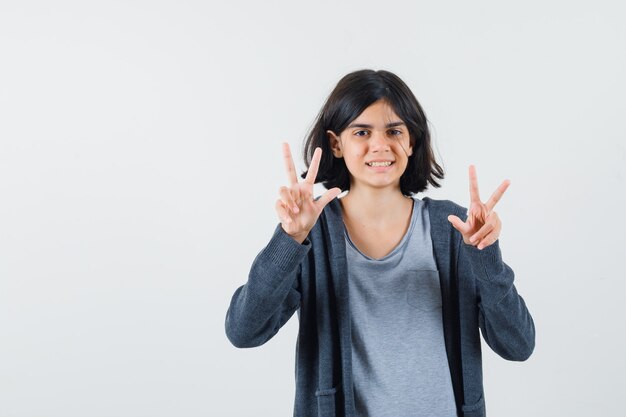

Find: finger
275;200;293;224
296;183;313;207
305;147;322;185
489;211;502;236
469;221;495;245
279;186;299;214
314;187;342;209
282;142;299;187
447;215;471;235
469;165;481;204
466;201;486;224
477;229;500;250
485;179;511;212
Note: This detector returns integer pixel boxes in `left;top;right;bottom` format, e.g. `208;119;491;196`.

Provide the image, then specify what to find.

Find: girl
225;69;535;417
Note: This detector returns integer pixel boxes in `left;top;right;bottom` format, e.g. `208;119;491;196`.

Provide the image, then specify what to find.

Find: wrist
280;224;309;244
289;231;309;244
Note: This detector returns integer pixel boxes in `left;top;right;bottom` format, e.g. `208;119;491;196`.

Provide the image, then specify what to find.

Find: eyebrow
347;121;406;129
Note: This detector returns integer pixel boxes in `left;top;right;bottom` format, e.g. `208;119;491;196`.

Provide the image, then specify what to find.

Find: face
327;99;413;192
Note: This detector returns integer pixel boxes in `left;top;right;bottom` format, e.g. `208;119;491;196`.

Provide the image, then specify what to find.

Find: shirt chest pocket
405;269;442;311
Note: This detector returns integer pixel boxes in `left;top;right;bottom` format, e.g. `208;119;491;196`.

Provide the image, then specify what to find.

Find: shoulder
417;197;467;246
419;196;467;220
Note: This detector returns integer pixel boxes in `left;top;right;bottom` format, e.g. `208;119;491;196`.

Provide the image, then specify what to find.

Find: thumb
448;215;470;235
316;187;342;209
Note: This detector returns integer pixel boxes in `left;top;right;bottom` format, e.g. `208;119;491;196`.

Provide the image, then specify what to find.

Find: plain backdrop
1;1;625;416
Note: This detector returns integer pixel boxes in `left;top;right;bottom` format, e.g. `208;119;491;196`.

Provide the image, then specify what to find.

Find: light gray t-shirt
344;198;457;417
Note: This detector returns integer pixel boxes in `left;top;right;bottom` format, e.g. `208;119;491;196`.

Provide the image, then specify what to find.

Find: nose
370;130;391;152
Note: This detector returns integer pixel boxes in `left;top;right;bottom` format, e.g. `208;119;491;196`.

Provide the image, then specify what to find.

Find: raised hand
276;143;342;243
447;165;510;250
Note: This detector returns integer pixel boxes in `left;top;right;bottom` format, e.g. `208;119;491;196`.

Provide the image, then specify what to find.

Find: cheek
345;146;363;160
397;141;412;156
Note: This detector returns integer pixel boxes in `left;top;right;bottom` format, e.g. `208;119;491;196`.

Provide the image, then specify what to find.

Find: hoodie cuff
462;240;507;283
256;223;311;273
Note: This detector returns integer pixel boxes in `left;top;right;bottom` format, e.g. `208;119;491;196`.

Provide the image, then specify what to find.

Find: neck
338;184;413;226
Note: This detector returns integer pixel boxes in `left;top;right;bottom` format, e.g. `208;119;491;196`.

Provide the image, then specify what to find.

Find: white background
1;1;625;416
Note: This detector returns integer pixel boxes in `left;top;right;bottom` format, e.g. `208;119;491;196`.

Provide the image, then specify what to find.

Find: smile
366;161;394;167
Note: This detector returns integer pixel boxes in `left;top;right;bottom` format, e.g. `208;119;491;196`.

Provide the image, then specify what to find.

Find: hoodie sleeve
460;241;536;361
225;223;311;348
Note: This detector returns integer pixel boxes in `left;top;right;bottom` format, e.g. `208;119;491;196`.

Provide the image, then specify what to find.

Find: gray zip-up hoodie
225;197;535;417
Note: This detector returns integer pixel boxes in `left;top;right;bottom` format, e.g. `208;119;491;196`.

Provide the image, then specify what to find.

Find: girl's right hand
276;143;342;243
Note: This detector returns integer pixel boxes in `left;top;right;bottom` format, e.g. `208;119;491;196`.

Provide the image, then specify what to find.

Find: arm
448;165;535;360
225;143;340;348
225;223;311;348
461;241;535;361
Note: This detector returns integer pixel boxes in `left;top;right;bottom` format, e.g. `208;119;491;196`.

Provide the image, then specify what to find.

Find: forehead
352;99;403;125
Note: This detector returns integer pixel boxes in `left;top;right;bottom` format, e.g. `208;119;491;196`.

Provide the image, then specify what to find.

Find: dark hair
301;69;444;196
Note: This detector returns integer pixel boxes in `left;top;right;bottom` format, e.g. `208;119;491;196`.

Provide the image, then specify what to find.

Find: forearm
462;241;536;360
225;223;310;348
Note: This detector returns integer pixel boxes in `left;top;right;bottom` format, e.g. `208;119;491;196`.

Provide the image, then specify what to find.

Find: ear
326;130;343;158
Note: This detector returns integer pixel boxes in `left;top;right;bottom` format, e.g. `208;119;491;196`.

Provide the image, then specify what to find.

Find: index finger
304;147;322;184
282;142;299;186
469;165;481;203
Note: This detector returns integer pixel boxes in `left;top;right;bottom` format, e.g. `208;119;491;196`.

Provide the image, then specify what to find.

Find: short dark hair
301;69;444;196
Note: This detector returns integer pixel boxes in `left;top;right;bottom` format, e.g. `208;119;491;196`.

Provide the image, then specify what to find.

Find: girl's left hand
447;165;510;250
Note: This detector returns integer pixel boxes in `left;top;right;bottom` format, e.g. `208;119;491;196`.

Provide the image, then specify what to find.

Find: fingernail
293;206;299;213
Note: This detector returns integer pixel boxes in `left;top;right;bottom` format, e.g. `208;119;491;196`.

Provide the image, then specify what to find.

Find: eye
354;130;369;137
388;129;403;136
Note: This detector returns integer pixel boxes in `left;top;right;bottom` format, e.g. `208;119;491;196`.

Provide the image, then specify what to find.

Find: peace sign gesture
276;143;342;244
447;165;510;250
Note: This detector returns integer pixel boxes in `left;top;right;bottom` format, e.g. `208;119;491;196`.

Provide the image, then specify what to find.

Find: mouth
365;161;395;167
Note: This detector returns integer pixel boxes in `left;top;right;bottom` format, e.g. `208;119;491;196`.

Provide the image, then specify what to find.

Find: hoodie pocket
315;386;337;417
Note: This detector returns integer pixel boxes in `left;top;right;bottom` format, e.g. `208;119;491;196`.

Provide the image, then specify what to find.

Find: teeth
367;161;392;167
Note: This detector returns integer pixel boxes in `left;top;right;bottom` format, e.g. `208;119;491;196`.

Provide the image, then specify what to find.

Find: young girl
225;69;535;417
